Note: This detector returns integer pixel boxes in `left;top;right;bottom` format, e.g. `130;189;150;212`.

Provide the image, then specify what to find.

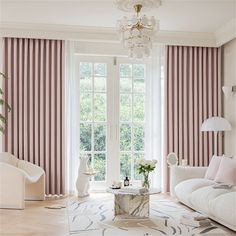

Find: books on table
212;183;233;189
180;218;211;227
182;212;208;221
45;205;66;209
119;186;148;194
180;212;211;227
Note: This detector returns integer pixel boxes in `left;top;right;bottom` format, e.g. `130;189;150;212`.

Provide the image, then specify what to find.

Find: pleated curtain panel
164;45;223;192
3;38;65;195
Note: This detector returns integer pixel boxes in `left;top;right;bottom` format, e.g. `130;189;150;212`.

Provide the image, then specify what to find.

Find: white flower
152;159;158;164
136;158;157;175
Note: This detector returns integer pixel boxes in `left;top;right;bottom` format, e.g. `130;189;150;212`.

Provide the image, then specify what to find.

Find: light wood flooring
0;196;69;236
0;194;235;236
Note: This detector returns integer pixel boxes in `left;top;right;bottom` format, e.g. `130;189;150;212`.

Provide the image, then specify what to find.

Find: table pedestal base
114;194;149;218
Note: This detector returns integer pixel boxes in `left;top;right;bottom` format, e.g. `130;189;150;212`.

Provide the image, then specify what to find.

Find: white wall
223;38;236;159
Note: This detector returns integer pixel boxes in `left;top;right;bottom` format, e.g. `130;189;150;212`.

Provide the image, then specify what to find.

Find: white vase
76;155;90;197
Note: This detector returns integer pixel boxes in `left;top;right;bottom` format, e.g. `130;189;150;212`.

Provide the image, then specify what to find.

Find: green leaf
0;72;8;80
0;72;11;133
0;99;11;111
7;104;11;112
0;125;5;134
0;114;6;124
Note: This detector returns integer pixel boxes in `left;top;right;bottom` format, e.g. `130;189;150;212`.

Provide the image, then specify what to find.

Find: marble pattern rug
67;197;227;236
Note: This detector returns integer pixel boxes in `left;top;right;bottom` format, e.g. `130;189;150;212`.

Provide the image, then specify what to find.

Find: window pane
120;64;132;77
80;124;92;151
133;79;145;93
133;64;145;78
133;124;145;151
94;77;106;92
134;153;144;180
120;124;131;151
80;93;92;121
94;153;106;181
133;95;145;122
94;124;106;151
120;94;132;122
94;63;106;77
120;77;132;93
94;93;106;121
80;62;92;77
120;153;131;180
80;77;92;92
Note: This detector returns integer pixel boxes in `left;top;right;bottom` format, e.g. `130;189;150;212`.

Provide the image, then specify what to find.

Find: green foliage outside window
79;63;146;182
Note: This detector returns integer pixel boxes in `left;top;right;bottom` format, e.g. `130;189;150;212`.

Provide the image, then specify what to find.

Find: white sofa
0;152;45;209
170;166;236;231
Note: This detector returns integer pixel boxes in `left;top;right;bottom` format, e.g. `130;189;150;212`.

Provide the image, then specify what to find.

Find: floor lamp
201;116;232;155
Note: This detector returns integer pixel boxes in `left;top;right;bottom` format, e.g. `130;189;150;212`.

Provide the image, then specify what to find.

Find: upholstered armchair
0;152;45;209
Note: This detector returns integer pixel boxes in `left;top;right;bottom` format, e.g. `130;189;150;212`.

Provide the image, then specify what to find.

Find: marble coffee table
107;188;160;218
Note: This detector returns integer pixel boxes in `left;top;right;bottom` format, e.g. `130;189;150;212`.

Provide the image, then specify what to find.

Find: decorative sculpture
76;155;90;197
76;155;96;197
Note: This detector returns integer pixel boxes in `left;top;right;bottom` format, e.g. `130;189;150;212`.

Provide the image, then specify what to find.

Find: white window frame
77;55;149;190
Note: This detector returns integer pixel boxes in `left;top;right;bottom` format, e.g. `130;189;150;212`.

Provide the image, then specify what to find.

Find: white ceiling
0;0;235;33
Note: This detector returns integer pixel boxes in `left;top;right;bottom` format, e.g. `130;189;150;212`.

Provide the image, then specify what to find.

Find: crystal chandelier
116;0;160;59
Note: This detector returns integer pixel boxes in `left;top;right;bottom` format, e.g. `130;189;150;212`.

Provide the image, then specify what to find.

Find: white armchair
0;152;45;209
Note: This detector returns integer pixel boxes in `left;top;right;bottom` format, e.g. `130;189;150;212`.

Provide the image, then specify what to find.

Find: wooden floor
0;196;69;236
0;194;235;236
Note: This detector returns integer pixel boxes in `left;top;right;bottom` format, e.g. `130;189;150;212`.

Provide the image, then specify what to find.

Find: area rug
67;197;227;236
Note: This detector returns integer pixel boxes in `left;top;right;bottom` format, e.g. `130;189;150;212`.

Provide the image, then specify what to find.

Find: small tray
110;186;121;189
83;172;96;176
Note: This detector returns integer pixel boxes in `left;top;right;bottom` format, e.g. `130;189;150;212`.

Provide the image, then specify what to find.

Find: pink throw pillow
205;155;222;180
214;157;236;185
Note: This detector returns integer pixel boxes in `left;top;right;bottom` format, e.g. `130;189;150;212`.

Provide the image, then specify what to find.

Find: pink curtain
164;45;223;192
3;38;65;195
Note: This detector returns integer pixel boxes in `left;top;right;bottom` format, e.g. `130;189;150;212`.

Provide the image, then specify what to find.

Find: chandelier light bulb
131;15;137;24
150;16;156;26
122;16;128;26
143;36;149;44
141;15;148;25
132;28;140;37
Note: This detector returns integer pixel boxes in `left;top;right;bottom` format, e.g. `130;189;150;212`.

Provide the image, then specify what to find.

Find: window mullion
131;71;134;181
91;64;95;181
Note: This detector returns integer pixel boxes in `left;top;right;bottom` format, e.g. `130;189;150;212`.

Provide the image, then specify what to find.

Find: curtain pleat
3;38;65;195
164;45;223;192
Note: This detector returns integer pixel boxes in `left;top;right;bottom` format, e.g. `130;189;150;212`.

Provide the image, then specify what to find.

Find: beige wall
223;38;236;159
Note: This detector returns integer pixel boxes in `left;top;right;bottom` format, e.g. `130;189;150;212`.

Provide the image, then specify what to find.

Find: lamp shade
201;117;232;132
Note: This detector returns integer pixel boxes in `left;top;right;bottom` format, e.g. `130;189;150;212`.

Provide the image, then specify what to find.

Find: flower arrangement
137;159;157;189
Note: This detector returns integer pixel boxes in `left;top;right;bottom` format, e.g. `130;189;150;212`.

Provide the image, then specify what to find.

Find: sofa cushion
209;192;236;229
204;155;222;180
175;178;215;206
189;185;235;214
214;157;236;185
